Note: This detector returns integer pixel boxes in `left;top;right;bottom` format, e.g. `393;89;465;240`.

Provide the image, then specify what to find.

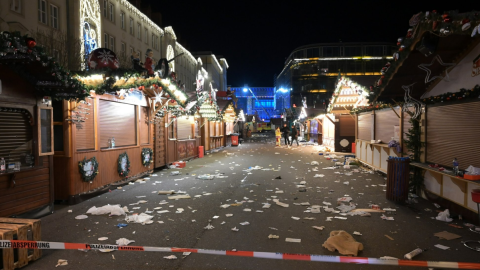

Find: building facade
230;87;277;121
194;52;229;93
276;42;395;110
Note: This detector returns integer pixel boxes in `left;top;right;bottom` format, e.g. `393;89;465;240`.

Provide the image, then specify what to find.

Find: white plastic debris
87;205;127;216
434;244;450;250
312;226;325;231
98;237;108;241
240;221;250;226
268;234;279;239
273;199;289;208
337;197;353;203
381;214;395;221
164;255;177;260
314;174;325;178
115;238;135;246
436;209;453;222
311;161;319;165
168;195;191;200
125;213;154;224
353;231;362;236
75;215;88;220
55;259;68;267
226;214;233;217
311;205;322;213
291;216;300;220
170;171;180;176
334;216;348;220
231;227;239;232
220;204;230;209
197;174;215;180
67;210;72;213
204;223;215;230
285;238;301;243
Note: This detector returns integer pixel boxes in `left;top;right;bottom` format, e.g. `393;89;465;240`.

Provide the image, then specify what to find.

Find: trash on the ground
311;161;319;165
226;214;233;217
436;209;453;222
243;208;252;212
55;259;68;267
273;199;289;208
204;223;215;230
434;231;461;240
157;210;169;214
337;197;353;203
269;227;278;230
334;216;347;220
116;238;135;246
322;230;364;256
158;191;175;195
323;201;332;206
176;208;185;213
67;210;72;213
268;234;279;239
404;248;424;259
343;181;349;185
164;255;177;260
337;204;356;213
116;223;128;228
262;203;271;209
231;227;239;231
98;237;108;241
352;208;385;213
291;216;300;220
435;244;450;250
380;256;399;260
285;238;301;243
170;171;181;176
125;213;154;224
311;205;321;213
240;221;250;225
383;208;396;212
381;214;394;221
75;215;88;220
353;231;362;236
314;174;325;178
385;235;394;240
86;205;126;216
313;226;325;231
304;217;316;220
448;224;463;229
168;194;191;200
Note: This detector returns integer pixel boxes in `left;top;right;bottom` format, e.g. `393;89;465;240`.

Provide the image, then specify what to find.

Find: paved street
25;137;480;270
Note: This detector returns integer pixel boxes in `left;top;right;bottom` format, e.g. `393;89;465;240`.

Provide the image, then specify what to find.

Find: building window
50;4;59;29
121;42;126;58
137;23;141;39
38;0;47;24
120;12;125;29
129;18;134;35
145;28;148;44
130;46;134;56
10;0;21;13
108;3;114;22
104;33;108;48
103;0;107;17
109;36;115;51
152;35;158;50
344;46;362;57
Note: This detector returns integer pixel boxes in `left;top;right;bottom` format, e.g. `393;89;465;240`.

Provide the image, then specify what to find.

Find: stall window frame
37;106;54;156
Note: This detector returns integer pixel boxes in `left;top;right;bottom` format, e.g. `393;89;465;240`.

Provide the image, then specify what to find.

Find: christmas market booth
354;10;480;219
297;107;323;144
217;97;239;147
0;33;90;217
53;48;188;204
196;90;223;152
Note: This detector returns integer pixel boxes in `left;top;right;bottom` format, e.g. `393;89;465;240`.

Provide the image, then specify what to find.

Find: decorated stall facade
353;10;480;217
218;98;238;147
0;33;90;216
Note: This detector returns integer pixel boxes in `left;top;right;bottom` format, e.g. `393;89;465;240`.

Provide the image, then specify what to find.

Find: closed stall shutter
357;112;372;140
375;109;399;143
339;115;355;136
177;118;191;139
99;100;136;148
76;98;95;151
216;122;222;136
140;106;149;145
0;109;33;168
426;101;480;169
209;121;215;136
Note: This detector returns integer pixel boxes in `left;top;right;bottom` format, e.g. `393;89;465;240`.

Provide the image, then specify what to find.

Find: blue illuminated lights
83;21;98;67
279;88;288;93
243;88;248;92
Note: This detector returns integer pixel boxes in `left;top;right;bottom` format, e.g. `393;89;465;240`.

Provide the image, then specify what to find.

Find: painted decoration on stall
78;157;99;182
187;142;195;157
83;22;98;67
178;143;186;159
141;148;153;167
117;152;131;177
472;53;480;77
80;0;101;69
88;48;120;70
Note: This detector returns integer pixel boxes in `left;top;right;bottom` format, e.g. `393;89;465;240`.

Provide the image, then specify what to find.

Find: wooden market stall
0;33;91;216
219;100;238;146
352;10;480;218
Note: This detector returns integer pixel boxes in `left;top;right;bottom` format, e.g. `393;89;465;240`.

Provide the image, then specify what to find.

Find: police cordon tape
1;240;480;269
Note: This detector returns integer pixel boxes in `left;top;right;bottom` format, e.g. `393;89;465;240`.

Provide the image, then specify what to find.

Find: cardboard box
173;161;186;168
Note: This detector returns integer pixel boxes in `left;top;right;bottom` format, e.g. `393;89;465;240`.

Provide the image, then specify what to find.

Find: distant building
230;87;281;121
276;42;395;110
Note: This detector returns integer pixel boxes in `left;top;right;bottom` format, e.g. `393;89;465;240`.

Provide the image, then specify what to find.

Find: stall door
154;117;166;168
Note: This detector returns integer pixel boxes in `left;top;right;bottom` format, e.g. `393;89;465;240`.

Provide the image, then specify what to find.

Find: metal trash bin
386;157;410;202
231;133;239;146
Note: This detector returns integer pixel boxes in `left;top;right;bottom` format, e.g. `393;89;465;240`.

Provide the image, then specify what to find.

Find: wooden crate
0;218;41;270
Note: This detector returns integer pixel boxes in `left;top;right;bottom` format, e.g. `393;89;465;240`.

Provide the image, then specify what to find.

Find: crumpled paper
116;238;135;246
436;209;453;222
125;213;154;224
322;230;364;256
55;259;68;267
86;205;126;216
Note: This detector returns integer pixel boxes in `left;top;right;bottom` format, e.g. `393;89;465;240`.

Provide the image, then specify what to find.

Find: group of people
275;124;299;147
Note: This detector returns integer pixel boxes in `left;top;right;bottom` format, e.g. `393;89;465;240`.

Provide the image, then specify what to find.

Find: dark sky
144;1;475;87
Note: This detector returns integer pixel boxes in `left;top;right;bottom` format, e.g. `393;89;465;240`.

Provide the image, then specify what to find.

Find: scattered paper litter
231;227;239;232
436;209;453;222
125;213;154;224
311;205;322;213
314;174;325;178
204;223;215;230
385;235;394;240
291;216;300;220
98;237;108;241
170;171;181;176
164;255;178;260
168;195;191;200
353;231;362;236
262;203;271;209
55;259;68;267
158;191;175;195
268;234;279;239
75;215;88;220
434;231;461;240
240;221;250;226
434;244;450;250
285;238;301;243
243;208;252;212
226;214;233;217
381;214;394;221
273;199;289;208
312;226;325;231
337;197;352;203
157;210;169;214
116;238;135;246
334;216;348;220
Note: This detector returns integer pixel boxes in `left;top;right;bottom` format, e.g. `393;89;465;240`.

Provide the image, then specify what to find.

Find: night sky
145;1;475;87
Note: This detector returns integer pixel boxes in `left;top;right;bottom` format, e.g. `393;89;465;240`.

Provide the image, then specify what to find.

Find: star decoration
418;55;456;83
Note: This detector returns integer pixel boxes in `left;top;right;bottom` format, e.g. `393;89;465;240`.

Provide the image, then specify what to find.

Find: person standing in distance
281;124;290;146
290;125;299;146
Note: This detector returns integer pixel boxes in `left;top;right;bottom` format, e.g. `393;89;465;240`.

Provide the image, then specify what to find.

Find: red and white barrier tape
1;240;479;269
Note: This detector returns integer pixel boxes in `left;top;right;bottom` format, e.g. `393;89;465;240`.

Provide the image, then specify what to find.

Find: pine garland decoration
403;113;425;193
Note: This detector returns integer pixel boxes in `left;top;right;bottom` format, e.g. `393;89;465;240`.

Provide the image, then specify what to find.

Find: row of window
103;0;159;50
291;45;394;59
37;0;59;29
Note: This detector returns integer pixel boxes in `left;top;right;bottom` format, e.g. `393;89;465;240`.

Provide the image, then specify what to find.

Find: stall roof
370;10;480;103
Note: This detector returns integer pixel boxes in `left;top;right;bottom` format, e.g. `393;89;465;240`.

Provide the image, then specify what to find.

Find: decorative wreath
78;157;99;182
141;148;153;167
117;152;131;177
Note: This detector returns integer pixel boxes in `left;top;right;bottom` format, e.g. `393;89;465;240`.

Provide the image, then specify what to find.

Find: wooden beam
389;104;401;119
325;115;335;125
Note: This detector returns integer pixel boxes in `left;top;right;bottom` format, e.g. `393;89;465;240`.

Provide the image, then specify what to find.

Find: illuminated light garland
327;76;370;113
